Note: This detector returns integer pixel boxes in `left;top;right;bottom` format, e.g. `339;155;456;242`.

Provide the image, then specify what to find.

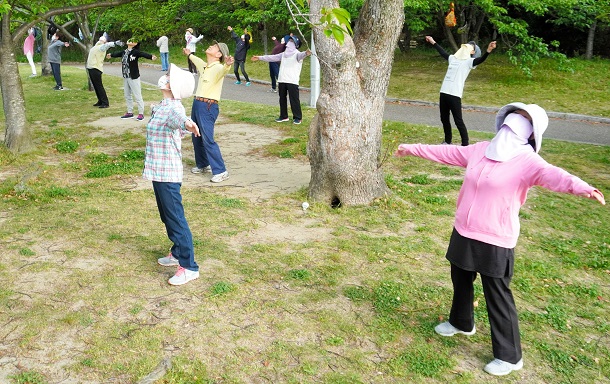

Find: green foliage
55;140;79;153
84;150;144;178
209;281;236;296
9;371;47;384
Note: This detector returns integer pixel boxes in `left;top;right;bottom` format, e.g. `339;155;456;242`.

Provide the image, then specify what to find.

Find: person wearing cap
184;28;203;73
156;35;169;71
145;63;201;286
183;41;234;183
252;34;311;125
227;26;251;86
86;34;123;108
425;36;496;146
395;102;605;376
107;38;157;121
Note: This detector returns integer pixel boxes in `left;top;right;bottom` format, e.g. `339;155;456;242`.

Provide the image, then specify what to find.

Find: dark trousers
269;62;280;90
439;93;469;146
190;101;226;174
234;60;249;82
87;68;109;107
278;83;302;120
50;62;62;87
152;181;198;271
449;263;522;363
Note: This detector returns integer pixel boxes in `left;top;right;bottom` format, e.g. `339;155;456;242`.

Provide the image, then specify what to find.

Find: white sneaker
158;252;179;267
191;166;211;174
210;171;229;183
168;266;199;286
484;358;523;376
434;321;476;336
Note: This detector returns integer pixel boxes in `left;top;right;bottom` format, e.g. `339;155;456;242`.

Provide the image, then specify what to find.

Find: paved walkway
100;63;610;146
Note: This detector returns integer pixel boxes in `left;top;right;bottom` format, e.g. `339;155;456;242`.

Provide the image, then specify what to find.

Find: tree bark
307;0;404;206
1;14;31;152
585;20;596;60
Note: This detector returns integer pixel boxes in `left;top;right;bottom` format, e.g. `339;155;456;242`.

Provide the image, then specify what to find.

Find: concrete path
100;62;610;146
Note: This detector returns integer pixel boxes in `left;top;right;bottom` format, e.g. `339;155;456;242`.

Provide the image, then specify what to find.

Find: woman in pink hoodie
395;102;605;377
23;28;37;77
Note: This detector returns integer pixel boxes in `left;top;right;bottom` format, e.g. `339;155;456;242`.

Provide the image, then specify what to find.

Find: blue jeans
191;100;226;174
160;52;169;71
50;62;62;87
153;181;198;271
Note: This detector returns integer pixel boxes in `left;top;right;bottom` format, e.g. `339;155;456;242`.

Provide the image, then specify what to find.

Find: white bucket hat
168;63;195;100
495;102;548;153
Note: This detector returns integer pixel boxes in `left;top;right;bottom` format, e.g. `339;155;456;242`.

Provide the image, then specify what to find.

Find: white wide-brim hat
168;63;195;100
495;102;548;153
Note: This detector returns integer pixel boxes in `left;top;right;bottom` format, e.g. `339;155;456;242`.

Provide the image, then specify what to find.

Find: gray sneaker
210;171;229;183
434;321;476;336
168;267;200;286
158;252;179;267
191;166;211;174
484;358;523;376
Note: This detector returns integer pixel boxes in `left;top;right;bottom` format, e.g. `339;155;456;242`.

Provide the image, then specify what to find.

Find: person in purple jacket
395;102;605;377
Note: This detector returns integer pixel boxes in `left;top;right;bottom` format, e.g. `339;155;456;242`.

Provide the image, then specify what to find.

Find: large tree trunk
307;0;404;206
1;14;31;152
585;20;596;60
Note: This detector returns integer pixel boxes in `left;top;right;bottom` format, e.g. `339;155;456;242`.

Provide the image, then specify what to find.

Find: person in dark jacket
108;38;157;120
268;36;286;92
227;26;251;86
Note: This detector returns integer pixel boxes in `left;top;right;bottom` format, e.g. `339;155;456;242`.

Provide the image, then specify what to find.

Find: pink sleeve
398;143;481;168
530;156;598;198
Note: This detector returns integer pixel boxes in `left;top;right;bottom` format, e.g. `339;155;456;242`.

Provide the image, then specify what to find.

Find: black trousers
449;263;522;363
87;68;109;107
234;60;250;82
278;83;301;120
50;62;62;87
439;93;469;146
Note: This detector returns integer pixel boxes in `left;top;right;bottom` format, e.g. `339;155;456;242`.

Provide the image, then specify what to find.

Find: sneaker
275;117;290;123
168;266;199;286
268;88;277;93
293;119;302;125
434;321;476;336
99;105;109;109
158;252;179;267
245;82;251;86
29;74;37;78
53;85;63;90
210;171;229;183
484;358;523;376
191;166;211;174
440;141;450;145
136;114;144;121
93;102;102;107
120;113;134;119
234;81;241;85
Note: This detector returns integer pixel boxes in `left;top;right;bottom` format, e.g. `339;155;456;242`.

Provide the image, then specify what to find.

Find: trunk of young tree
1;15;32;152
585;20;596;60
307;0;404;206
41;29;52;76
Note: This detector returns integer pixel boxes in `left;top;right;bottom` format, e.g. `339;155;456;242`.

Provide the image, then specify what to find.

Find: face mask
503;113;533;140
157;75;169;89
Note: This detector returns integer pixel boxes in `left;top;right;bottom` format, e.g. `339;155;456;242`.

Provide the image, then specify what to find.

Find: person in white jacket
184;28;203;73
252;35;311;125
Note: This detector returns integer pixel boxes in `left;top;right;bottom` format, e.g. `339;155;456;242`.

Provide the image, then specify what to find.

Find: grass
0;62;608;382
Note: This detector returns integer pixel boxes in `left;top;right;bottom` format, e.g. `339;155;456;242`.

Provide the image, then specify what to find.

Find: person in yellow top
86;34;123;108
183;41;234;183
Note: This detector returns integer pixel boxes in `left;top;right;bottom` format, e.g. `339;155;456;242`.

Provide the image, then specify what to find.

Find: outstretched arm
426;36;449;60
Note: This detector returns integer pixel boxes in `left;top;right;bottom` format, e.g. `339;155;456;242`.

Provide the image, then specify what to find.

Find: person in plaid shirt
143;63;201;286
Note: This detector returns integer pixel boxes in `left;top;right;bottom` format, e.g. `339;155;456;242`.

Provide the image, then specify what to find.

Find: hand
115;40;124;47
394;144;411;157
271;36;276;41
227;26;232;31
487;41;497;53
64;42;70;47
225;55;234;66
152;55;157;60
183;48;191;55
251;56;259;61
425;36;435;45
305;49;311;56
106;53;111;59
198;35;203;39
185;120;200;137
591;190;606;205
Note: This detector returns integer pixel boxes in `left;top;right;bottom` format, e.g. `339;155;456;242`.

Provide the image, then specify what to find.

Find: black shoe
93;102;102;107
98;105;109;109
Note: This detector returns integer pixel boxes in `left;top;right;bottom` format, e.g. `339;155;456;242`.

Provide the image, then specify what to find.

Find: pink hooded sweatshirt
398;141;600;248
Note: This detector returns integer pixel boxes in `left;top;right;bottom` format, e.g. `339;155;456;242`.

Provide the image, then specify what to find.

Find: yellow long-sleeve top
189;54;231;101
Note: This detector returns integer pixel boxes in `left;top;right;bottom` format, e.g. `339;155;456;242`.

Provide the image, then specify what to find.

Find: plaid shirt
143;98;191;183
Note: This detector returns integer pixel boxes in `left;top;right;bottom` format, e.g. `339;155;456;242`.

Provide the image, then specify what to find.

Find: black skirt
445;228;515;278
